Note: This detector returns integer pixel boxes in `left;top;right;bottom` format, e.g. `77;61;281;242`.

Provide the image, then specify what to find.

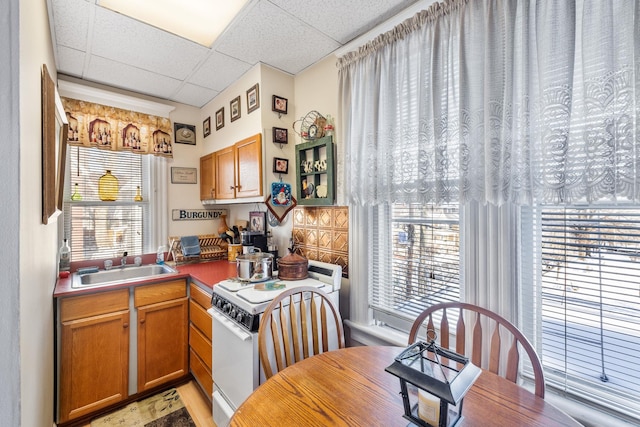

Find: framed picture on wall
273;127;288;144
247;83;260;114
273;157;289;174
203;116;211;138
249;211;266;234
215;107;224;130
230;96;241;122
272;95;288;114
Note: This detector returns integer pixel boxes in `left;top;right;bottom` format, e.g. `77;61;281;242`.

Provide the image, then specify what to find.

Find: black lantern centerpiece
385;337;481;427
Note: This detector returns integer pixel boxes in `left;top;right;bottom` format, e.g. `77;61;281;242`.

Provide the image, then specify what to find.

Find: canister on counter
228;243;243;262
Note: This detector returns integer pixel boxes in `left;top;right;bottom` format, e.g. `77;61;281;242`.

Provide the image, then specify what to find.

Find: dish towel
180;235;201;257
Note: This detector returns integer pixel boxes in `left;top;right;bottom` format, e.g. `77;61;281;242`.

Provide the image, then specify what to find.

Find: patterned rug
91;388;196;426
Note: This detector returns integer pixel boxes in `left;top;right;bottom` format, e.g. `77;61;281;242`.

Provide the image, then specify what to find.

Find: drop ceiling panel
269;0;414;44
85;55;183;99
215;1;340;75
48;0;423;107
50;0;91;50
56;46;86;77
171;84;219;108
189;52;252;91
90;7;210;80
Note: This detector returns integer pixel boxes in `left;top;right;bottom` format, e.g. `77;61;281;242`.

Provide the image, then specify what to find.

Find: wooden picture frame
41;64;68;224
215;107;224;130
203;116;211;138
273;157;289;174
247;83;260;114
249;211;266;233
174;123;196;145
272;127;288;144
272;95;288;114
171;167;198;184
230;96;241;122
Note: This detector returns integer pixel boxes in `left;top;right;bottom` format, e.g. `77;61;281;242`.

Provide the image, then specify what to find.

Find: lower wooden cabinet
57;279;190;424
189;283;213;401
58;289;130;423
135;280;189;392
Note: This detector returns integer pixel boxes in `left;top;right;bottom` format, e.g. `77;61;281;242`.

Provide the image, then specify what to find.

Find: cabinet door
59;310;130;423
200;153;216;200
235;133;263;198
137;297;189;391
215;146;236;199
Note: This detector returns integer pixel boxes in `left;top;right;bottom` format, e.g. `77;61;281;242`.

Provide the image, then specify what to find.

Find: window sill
343;321;639;427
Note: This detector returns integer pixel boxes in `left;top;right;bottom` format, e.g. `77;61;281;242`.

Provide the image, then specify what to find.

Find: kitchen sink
71;264;178;288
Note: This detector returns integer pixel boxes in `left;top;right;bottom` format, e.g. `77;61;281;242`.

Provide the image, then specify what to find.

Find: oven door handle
211;309;253;341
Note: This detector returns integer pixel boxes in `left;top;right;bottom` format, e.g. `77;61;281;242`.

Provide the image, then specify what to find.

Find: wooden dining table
230;346;582;427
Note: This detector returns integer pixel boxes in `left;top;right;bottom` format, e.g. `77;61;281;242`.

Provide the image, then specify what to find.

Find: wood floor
80;380;215;427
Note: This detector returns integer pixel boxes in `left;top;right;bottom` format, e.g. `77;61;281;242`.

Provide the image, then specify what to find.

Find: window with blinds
371;203;460;328
532;206;640;416
63;146;148;261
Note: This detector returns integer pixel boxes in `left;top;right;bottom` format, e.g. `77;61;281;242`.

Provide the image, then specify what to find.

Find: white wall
18;0;59;425
1;0;20;425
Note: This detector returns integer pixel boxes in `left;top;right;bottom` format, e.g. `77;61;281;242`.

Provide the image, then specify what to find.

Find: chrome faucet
121;251;128;267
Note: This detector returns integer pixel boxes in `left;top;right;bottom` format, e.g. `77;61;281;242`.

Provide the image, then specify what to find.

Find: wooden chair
408;302;545;398
258;286;345;379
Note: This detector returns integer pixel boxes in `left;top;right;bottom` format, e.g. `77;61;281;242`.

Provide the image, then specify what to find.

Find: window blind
534;206;640;416
63;146;146;261
371;203;460;327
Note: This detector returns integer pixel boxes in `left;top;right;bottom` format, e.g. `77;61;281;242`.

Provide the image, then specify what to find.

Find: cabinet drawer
190;300;212;341
190;348;213;400
60;288;129;322
189;324;212;371
190;283;212;309
134;279;186;307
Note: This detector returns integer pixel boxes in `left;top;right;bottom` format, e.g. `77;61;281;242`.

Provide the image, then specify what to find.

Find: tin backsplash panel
292;206;349;278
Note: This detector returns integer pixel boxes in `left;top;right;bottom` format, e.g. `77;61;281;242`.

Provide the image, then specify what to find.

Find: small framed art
174;123;196;145
273;157;289;174
273;127;288;144
272;95;288;114
249;211;266;234
203;116;211;138
215;107;224;130
230;96;241;122
247;83;260;114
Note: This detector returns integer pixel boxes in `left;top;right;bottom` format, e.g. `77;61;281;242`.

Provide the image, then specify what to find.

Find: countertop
53;259;238;298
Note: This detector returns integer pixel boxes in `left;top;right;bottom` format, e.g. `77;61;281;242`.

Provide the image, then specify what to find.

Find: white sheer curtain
337;0;640;207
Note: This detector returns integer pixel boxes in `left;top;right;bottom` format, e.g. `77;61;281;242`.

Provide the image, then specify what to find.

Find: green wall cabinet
295;136;334;205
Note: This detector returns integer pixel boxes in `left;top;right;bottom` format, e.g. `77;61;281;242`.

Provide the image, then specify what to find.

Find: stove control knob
230;309;237;318
236;312;244;323
223;303;231;313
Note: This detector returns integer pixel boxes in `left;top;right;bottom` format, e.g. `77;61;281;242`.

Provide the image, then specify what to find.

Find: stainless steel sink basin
71;264;178;288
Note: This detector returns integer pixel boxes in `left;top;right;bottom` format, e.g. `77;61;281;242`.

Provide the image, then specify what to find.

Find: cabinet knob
140;319;145;324
229;186;235;190
123;323;129;328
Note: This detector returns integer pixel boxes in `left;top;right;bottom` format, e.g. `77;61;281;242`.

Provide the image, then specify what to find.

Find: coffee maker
241;230;267;253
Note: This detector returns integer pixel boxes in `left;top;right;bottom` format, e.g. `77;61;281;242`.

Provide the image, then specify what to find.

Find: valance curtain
61;97;174;158
337;0;640;207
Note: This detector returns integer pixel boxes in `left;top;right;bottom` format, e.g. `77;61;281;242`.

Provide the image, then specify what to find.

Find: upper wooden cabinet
200;153;216;200
201;133;263;201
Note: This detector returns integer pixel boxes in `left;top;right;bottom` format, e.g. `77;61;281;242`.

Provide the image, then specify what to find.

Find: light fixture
98;0;248;47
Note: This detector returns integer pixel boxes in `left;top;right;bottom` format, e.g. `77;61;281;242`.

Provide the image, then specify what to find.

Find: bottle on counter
59;239;71;272
156;246;165;265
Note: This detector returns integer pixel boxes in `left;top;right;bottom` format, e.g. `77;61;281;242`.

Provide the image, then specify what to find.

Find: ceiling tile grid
48;0;422;107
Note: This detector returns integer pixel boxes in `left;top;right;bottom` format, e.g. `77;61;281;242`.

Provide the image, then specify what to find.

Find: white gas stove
209;260;343;427
211;260;342;331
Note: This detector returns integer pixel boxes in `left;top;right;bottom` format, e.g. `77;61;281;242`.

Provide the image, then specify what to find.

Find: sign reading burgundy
172;209;228;221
